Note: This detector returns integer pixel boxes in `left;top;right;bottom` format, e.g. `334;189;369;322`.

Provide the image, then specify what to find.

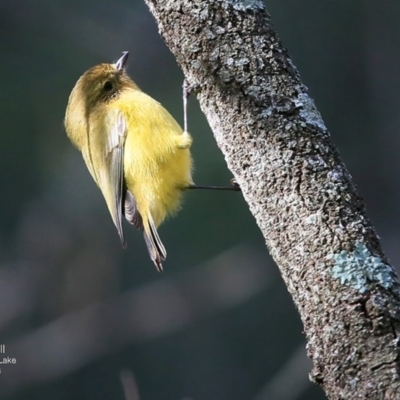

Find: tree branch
144;0;400;398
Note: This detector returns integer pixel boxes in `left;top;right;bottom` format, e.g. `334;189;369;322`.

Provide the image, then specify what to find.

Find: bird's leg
182;79;199;133
182;80;239;192
186;179;241;192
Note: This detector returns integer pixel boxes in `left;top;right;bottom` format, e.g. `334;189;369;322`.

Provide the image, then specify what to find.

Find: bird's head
76;51;137;107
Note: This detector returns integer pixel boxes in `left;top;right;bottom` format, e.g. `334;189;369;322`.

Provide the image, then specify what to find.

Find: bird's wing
90;109;127;246
124;189;143;229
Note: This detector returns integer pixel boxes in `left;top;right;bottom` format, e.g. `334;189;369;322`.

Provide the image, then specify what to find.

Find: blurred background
0;1;399;399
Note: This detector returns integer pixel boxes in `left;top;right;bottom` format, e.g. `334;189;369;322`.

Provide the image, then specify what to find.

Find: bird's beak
115;51;129;71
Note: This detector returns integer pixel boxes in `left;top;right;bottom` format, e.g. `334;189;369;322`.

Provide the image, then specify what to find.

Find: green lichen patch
329;242;394;293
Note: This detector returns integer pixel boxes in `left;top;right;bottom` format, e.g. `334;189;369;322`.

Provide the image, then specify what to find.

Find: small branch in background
120;370;140;400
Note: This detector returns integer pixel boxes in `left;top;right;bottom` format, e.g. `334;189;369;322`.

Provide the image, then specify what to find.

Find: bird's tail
143;216;167;272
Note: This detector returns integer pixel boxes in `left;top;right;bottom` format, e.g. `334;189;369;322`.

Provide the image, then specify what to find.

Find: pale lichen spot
328;242;395;293
305;212;319;225
260;107;272;118
224;0;265;11
294;93;327;132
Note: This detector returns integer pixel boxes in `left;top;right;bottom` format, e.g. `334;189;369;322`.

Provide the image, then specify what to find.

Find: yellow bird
64;52;193;271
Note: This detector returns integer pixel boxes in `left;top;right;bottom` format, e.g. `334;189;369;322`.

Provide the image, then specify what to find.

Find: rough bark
143;0;400;398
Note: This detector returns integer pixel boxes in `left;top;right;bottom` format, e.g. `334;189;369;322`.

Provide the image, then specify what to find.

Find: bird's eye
103;81;113;92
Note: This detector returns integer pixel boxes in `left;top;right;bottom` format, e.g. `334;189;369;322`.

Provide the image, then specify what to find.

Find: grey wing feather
124;190;166;271
101;111;127;246
124;190;143;229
